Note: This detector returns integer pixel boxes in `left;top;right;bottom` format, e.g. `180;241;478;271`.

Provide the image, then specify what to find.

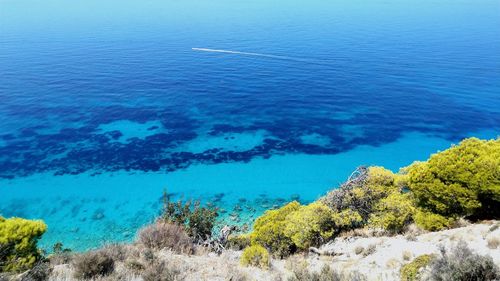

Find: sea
0;0;499;251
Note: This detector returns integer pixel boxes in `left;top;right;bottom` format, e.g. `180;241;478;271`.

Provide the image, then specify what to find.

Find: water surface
1;0;499;250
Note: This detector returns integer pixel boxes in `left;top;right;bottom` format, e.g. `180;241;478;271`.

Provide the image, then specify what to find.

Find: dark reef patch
0;88;498;180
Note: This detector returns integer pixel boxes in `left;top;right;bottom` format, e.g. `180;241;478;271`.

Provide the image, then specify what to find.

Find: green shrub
161;191;218;241
429;242;499;281
0;217;47;273
369;192;415;233
284;202;336;250
321;166;399;230
405;137;500;219
331;209;364;231
400;254;433;281
413;209;453;231
367;166;399;187
250;201;338;256
226;234;251;250
240;245;270;269
250;201;300;258
52;242;70;254
72;250;114;279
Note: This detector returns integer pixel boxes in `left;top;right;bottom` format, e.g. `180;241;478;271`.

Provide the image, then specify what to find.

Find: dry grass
386;258;400;269
429;242;499;280
137;222;194;254
402;251;412;261
404;223;424;241
100;243;129;262
354;246;364;255
362;244;376;257
487;237;499;249
451;218;470;228
339;227;389;238
489;223;499;232
142;261;183;281
72;249;115;280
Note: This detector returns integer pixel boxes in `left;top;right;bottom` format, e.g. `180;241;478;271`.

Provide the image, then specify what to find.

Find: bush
0;217;47;273
287;263;366;281
142;261;182;281
369;192;415;233
362;244;377;257
21;262;51;281
288;264;341;281
52;242;71;255
138;222;193;254
226;234;251;250
161;191;218;241
72;250;114;279
487;237;499;249
99;243;128;262
321;166;399;230
284;202;336;250
413;209;453;231
428;242;499;281
331;210;364;231
240;245;270;269
405;138;500;219
400;254;433;281
250;201;300;257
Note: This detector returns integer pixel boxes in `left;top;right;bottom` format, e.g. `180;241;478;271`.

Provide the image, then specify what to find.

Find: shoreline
1;131;497;251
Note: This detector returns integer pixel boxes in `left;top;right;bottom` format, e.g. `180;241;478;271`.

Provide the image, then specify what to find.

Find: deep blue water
1;0;499;250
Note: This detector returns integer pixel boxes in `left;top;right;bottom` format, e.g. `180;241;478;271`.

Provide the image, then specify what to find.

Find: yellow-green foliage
405;138;500;218
332;209;363;230
284;202;336;250
353;167;399;216
414;209;453;231
226;234;251;250
400;254;434;281
240;245;270;269
0;217;47;272
369;192;415;233
368;166;399;188
250;201;300;257
320;166;401;234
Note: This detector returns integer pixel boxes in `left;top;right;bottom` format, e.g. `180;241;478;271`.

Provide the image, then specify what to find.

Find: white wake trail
192;47;311;63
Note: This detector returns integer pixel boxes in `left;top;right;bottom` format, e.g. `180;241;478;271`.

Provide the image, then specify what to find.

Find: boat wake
192;48;317;64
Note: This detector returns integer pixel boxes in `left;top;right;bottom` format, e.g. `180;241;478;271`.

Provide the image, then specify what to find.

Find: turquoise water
1;0;499;250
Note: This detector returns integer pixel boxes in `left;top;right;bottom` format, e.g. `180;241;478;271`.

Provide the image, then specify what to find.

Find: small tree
369;192;415;233
405;138;500;219
240;245;269;269
250;201;300;258
0;217;47;272
284;202;336;250
161;190;218;242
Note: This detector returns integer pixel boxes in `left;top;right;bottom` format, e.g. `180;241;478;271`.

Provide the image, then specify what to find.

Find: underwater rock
233;205;243;212
92;210;105;220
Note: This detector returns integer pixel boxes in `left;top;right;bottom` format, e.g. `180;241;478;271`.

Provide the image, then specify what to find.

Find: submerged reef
1;93;499;179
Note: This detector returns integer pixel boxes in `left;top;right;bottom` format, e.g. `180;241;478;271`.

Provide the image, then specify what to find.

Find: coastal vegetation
0;217;47;273
0;137;499;280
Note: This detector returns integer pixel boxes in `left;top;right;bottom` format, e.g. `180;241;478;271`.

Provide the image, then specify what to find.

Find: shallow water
1;0;499;250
